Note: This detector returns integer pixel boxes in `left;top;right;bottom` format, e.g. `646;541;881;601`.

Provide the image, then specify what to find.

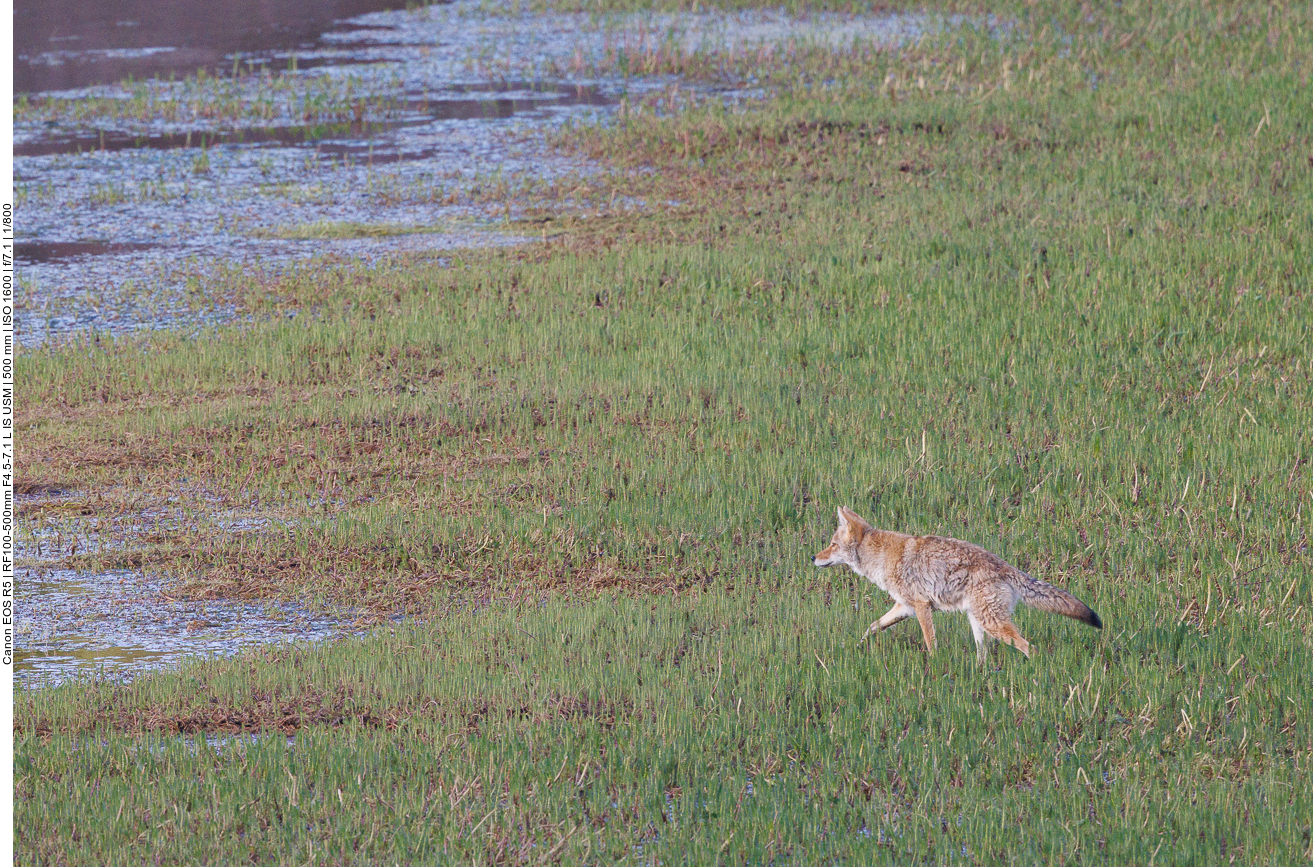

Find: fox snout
813;544;840;567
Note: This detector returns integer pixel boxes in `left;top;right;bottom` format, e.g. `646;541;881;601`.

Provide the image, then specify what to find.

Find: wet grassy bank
15;0;1313;863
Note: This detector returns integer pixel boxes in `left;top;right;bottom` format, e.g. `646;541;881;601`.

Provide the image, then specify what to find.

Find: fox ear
839;506;866;527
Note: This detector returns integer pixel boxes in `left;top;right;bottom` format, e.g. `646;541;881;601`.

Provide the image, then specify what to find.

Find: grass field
14;0;1313;863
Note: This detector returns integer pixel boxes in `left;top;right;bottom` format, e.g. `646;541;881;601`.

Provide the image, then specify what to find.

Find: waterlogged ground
14;566;348;688
14;491;362;687
13;0;924;346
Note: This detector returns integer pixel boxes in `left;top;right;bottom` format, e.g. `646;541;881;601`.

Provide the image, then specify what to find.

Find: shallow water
14;565;349;688
14;0;924;346
13;492;361;688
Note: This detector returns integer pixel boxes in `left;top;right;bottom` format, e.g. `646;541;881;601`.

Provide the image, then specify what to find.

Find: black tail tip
1088;609;1103;630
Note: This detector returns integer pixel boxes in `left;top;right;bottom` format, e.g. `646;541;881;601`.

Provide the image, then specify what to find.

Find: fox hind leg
863;601;913;642
983;618;1032;658
967;612;989;663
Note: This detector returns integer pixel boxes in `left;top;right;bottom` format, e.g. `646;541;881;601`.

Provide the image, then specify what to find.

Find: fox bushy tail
1014;573;1103;629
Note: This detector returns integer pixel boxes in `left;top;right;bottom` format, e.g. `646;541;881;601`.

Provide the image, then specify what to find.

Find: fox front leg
911;601;937;654
862;601;914;642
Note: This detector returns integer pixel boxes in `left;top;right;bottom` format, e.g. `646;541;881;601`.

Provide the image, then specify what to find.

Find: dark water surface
15;0;412;93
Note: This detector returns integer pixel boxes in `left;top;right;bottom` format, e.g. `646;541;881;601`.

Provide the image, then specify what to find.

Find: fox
814;506;1101;661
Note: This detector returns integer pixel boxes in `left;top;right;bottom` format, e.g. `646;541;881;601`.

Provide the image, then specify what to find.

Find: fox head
813;506;871;568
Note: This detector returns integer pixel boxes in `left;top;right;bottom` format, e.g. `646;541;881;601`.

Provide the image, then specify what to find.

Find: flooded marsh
14;1;1313;862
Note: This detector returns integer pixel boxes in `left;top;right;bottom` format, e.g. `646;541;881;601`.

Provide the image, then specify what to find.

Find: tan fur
814;506;1102;662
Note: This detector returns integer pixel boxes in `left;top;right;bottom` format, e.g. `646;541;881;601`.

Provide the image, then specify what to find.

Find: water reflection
15;0;413;93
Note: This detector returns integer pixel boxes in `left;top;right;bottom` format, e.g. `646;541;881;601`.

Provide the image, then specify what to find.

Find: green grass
16;588;1312;863
15;0;1313;863
13;63;405;130
250;220;469;240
